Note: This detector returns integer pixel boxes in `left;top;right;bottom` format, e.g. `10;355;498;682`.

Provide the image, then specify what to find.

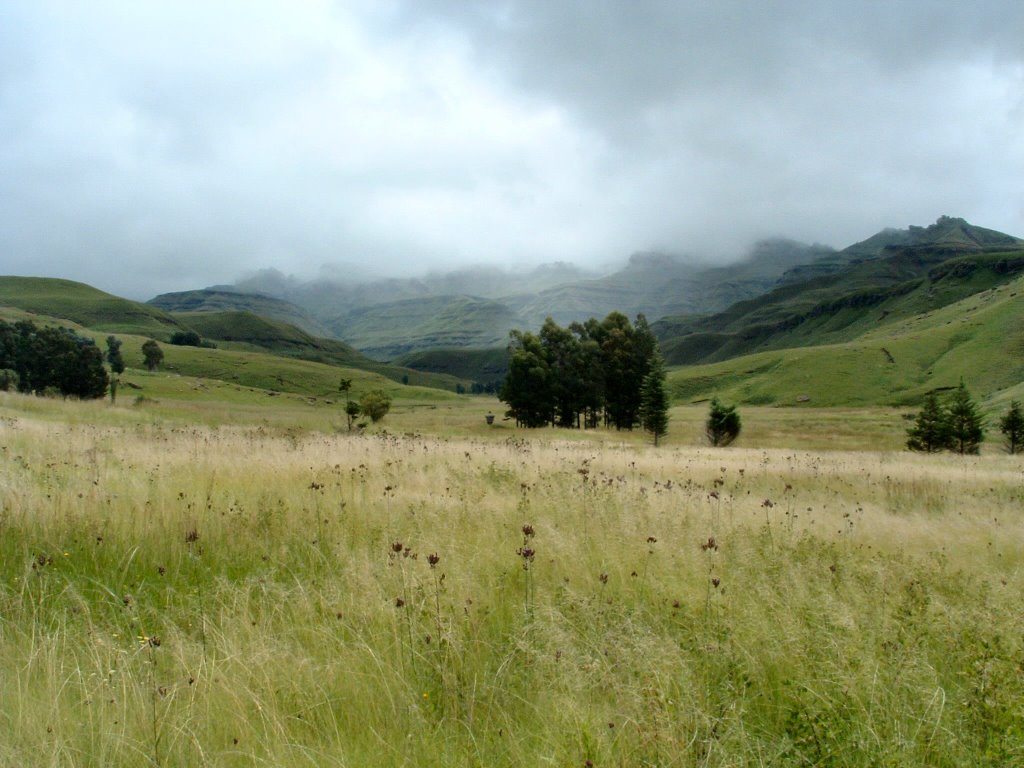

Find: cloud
1;1;1022;297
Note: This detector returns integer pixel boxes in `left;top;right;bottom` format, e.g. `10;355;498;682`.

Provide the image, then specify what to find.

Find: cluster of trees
906;381;1024;454
338;378;392;429
0;319;108;399
169;330;214;348
500;312;668;441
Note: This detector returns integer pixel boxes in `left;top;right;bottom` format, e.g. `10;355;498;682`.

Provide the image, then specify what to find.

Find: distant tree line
500;312;663;431
0;319;108;399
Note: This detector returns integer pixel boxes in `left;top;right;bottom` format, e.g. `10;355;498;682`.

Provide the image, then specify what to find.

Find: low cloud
1;1;1022;298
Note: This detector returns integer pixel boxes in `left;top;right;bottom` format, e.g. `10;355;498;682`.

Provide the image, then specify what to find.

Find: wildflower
427;553;440;568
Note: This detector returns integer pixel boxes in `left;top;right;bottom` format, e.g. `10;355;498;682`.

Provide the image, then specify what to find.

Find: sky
1;0;1022;299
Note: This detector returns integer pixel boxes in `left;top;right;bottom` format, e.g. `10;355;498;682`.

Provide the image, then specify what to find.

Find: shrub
706;397;741;446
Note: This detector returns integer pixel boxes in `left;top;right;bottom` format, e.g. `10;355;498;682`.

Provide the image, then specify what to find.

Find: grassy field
1;391;1022;766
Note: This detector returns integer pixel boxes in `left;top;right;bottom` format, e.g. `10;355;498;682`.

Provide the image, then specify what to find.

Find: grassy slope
667;273;1024;408
111;332;457;402
0;300;458;404
148;288;331;336
0;277;463;392
0;276;190;336
656;218;1024;366
172;310;464;391
392;346;510;385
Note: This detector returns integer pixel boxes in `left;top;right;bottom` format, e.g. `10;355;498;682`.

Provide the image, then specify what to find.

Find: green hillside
656;218;1024;365
113;335;457;402
327;295;524;359
174;310;463;390
666;273;1024;408
0;276;190;336
393;347;510;387
148;288;329;336
0;277;462;392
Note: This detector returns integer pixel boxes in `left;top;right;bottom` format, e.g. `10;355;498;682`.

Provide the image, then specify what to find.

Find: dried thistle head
391;541;404;554
185;528;199;544
427;552;440;568
522;524;535;539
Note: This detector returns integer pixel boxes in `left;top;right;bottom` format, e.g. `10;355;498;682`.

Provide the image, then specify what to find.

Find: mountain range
3;214;1021;408
151;238;834;359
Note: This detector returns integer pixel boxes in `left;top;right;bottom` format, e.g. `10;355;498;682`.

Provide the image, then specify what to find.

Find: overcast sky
2;1;1022;298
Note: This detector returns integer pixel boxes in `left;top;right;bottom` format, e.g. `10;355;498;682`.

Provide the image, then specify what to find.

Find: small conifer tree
639;352;670;445
105;336;125;374
141;340;164;372
946;380;984;455
999;400;1024;454
906;392;950;452
706;397;741;447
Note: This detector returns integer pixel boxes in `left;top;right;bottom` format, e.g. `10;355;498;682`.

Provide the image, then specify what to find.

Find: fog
1;1;1021;298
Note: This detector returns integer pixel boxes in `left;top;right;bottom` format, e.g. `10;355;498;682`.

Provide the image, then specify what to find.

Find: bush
706;397;741;447
360;390;392;423
169;330;203;347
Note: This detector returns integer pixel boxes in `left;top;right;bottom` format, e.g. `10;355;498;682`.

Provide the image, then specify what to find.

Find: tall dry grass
1;397;1022;766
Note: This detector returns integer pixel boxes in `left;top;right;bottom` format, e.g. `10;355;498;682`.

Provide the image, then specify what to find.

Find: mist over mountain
654;216;1024;365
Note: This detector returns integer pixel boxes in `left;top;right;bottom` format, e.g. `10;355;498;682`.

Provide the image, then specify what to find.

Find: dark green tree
639;351;670;445
105;336;125;374
0;368;18;391
540;317;584;428
946;381;985;454
141;340;164;372
338;377;355;431
706;397;741;447
0;320;107;399
999;400;1024;454
169;330;203;347
500;330;553;428
595;312;650;430
906;392;951;452
360;390;392;423
344;400;361;430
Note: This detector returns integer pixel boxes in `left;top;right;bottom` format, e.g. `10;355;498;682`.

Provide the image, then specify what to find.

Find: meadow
1;391;1022;767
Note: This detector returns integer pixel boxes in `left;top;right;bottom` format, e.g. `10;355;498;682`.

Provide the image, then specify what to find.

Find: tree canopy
500;312;661;431
0;319;108;399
